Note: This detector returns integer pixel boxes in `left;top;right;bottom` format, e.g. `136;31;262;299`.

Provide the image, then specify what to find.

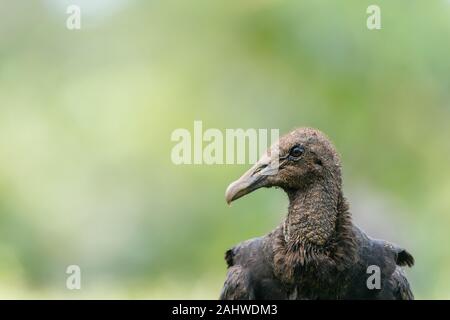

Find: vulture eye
289;145;304;158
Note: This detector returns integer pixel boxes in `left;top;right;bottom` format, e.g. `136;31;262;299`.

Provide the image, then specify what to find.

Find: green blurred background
0;0;449;299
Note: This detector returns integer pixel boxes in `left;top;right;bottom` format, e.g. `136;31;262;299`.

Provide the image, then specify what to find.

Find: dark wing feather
352;228;415;299
220;244;255;299
392;267;414;300
395;248;415;267
384;241;414;299
220;236;286;300
219;265;253;300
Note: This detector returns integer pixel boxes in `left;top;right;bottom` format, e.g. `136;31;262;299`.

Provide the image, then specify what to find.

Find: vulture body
221;128;414;300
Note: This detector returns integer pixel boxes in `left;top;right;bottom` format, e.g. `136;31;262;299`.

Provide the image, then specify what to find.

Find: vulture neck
274;172;355;284
284;176;341;249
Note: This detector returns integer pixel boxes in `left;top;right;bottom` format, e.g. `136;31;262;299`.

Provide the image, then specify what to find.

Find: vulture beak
225;152;279;205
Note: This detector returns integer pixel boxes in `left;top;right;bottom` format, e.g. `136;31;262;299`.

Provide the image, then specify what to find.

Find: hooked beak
225;153;279;204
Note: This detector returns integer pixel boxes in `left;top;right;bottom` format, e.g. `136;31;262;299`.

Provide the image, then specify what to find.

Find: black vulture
220;128;414;300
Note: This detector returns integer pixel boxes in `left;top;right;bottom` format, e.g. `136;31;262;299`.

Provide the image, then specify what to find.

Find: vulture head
225;128;342;204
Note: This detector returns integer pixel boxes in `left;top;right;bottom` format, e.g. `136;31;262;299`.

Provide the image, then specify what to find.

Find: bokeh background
0;0;449;299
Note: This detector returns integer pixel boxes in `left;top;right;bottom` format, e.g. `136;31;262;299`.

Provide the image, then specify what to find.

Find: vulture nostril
253;163;268;175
